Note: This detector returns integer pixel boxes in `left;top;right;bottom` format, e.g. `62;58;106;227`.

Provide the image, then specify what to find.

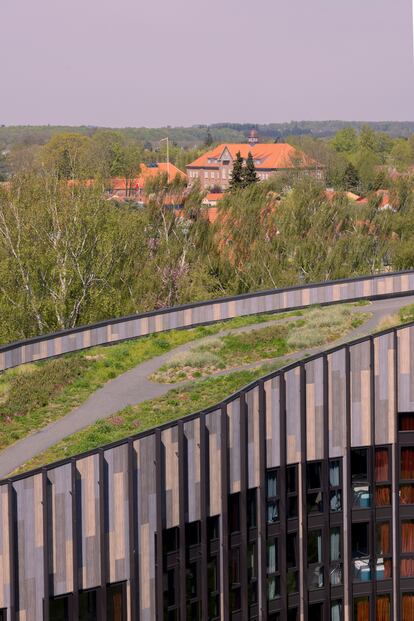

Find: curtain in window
376;595;390;621
267;542;276;574
331;600;342;621
329;462;340;487
375;486;391;506
401;448;414;480
377;522;390;556
400;485;414;504
355;597;370;621
267;473;277;497
375;449;389;482
400;414;414;431
402;522;414;553
330;529;341;562
402;594;414;621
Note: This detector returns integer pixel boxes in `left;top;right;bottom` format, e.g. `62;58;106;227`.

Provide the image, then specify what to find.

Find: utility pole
160;137;170;181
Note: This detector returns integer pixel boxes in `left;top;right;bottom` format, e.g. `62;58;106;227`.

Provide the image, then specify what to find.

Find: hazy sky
2;0;414;126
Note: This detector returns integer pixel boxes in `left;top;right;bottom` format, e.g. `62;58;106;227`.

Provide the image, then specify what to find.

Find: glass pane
353;558;372;582
267;575;280;601
229;548;240;584
50;597;69;621
401;448;414;480
399;413;414;431
186;562;198;599
287;533;297;567
267;500;279;523
331;600;342;621
208;559;217;592
308;603;323;621
287;569;298;594
266;471;277;497
167;569;176;606
308;530;322;564
330;564;343;585
353;484;371;508
329;461;340;487
352;522;369;558
402;521;414;553
401;558;414;577
307;565;324;589
402;593;414;621
376;558;392;580
79;590;97;621
351;449;368;482
267;540;277;573
229;494;240;533
354;597;370;621
287;466;297;493
248;490;257;529
330;490;342;512
330;527;341;561
376;485;391;506
287;496;298;519
375;448;389;482
400;484;414;505
307;462;322;490
186;521;200;547
376;522;391;556
108;584;124;621
307;492;323;513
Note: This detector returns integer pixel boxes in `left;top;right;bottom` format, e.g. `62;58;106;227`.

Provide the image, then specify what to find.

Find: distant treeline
2;121;414;152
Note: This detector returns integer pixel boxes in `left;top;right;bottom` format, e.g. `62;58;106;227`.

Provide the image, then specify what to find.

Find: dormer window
222;160;230;165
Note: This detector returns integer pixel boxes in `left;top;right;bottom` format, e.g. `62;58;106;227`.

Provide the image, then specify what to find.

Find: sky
1;0;414;127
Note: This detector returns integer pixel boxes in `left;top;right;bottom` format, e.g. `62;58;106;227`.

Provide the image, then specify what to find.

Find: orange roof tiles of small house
325;189;363;202
109;163;186;190
187;144;319;170
205;193;224;202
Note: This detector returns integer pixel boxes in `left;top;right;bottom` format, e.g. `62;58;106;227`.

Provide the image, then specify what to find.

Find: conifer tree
343;162;359;192
229;151;244;191
243;151;258;187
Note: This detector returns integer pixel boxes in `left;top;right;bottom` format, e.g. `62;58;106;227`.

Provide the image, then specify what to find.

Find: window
375;448;391;506
208;557;220;620
207;515;219;541
330;527;343;585
354;597;370;621
204;171;208;179
229;493;240;533
399;413;414;431
308;603;323;621
107;583;126;621
287;532;299;593
331;600;343;621
376;595;391;621
287;465;298;518
266;470;279;524
287;608;298;621
229;547;241;612
307;461;323;514
79;590;98;621
401;520;414;577
186;521;200;547
163;527;179;555
402;593;414;621
248;542;258;605
352;522;371;582
49;596;70;621
376;522;392;580
330;460;342;512
248;489;257;529
400;448;414;504
308;529;323;589
351;449;371;508
267;538;280;601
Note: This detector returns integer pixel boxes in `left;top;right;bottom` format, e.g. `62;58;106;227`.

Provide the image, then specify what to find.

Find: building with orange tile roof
187;143;323;190
108;162;186;200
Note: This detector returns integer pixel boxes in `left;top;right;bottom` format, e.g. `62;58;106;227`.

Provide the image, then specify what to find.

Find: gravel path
0;295;413;478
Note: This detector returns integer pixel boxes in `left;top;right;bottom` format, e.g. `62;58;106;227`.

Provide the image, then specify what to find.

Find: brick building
187;142;323;190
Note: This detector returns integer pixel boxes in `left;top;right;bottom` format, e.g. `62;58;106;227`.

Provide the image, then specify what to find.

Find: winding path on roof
0;295;413;479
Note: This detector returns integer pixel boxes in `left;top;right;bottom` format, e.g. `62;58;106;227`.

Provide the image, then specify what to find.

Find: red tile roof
110;162;186;191
187;144;319;170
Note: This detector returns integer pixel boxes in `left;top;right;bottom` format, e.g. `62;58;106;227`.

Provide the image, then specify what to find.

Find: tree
229;152;244;191
390;139;412;172
204;128;213;147
331;128;358;153
243;152;258;186
343;162;360;192
42;133;91;179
